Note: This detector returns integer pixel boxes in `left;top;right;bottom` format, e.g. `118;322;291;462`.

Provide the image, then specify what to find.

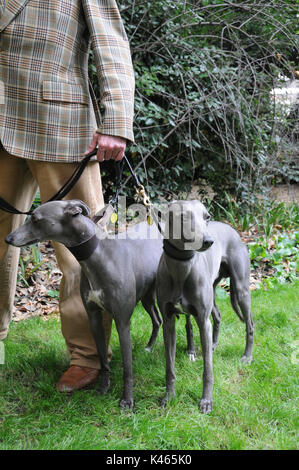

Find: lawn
0;282;298;450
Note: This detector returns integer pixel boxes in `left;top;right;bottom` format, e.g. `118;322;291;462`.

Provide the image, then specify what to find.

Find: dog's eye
204;213;211;222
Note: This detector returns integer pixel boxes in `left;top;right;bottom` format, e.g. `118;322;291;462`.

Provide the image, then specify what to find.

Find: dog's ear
190;200;210;220
92;204;114;227
64;200;91;217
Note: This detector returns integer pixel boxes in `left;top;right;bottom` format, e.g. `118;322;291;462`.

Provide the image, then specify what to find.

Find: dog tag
110;213;118;223
147;215;153;225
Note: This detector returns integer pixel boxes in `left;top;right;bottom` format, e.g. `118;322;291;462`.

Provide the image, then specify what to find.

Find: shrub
90;1;298;207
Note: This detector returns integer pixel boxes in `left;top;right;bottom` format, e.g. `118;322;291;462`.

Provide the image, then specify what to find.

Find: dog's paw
119;398;134;410
160;395;168;408
188;352;196;362
160;391;175;408
200;398;213;414
96;376;110;395
96;385;110;395
241;354;253;365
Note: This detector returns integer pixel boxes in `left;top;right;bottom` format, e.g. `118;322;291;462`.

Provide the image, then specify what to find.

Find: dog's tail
230;281;244;322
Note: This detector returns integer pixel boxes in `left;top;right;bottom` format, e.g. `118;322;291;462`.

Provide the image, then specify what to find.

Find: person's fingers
115;148;125;161
84;133;98;155
97;147;106;162
101;144;114;160
93;133;127;161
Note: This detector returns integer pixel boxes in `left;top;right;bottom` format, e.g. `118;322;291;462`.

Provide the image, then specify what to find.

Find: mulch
14;242;61;322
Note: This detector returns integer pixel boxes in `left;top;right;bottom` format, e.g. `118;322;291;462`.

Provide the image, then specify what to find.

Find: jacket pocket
0;81;5;105
42;81;89;105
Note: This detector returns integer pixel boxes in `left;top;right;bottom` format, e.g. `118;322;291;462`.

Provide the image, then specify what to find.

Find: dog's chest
168;266;195;311
87;289;106;310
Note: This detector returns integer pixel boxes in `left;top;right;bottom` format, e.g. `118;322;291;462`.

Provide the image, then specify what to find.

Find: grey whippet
156;200;254;414
6;199;164;409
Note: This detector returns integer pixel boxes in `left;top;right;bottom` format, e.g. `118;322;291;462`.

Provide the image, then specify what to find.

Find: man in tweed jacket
0;0;135;391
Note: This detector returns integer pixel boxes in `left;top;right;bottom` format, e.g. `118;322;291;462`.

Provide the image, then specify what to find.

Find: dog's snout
202;234;214;249
5;234;13;245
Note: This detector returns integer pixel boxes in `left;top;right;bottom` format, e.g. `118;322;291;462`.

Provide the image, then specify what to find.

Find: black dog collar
163;239;195;261
68;233;99;261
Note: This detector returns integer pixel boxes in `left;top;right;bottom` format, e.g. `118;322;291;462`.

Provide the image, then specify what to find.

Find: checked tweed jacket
0;0;135;162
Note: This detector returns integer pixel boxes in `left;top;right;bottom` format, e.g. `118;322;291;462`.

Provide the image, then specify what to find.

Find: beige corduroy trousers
0;145;112;368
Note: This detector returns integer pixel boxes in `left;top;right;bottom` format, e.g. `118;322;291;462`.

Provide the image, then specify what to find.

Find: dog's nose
5;235;13;245
202;234;214;250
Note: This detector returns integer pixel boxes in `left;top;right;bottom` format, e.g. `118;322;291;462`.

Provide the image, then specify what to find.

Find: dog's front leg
114;316;134;410
199;317;213;413
89;308;111;395
194;296;214;414
211;302;221;351
80;276;111;394
160;304;177;407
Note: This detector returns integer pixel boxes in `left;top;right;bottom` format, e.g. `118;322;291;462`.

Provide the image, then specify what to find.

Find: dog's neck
65;218;104;261
163;239;196;301
67;233;99;261
163;239;195;261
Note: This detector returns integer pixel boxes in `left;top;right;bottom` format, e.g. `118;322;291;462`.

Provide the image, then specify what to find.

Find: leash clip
135;185;153;226
135;185;151;207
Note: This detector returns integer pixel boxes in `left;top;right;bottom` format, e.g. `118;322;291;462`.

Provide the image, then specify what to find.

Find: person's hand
84;132;126;162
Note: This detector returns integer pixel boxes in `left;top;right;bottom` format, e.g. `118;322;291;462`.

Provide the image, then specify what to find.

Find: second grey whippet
6;199;164;409
156;200;254;414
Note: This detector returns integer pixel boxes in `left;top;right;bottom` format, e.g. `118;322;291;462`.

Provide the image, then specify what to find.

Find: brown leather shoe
56;365;100;392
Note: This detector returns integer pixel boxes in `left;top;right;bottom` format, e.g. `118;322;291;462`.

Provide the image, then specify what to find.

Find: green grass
0;282;298;450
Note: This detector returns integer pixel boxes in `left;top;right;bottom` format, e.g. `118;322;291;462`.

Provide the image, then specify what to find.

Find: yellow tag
110;213;118;223
147;215;153;225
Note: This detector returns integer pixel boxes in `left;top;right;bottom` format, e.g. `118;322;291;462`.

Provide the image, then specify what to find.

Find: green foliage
249;231;299;288
18;244;44;287
31;191;41;210
90;1;298;203
46;290;59;299
211;196;299;236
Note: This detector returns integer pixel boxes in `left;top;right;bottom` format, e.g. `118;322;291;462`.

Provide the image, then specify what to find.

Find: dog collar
68;233;99;261
163;239;195;261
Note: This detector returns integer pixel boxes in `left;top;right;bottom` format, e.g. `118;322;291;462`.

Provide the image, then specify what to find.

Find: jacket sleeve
82;0;135;143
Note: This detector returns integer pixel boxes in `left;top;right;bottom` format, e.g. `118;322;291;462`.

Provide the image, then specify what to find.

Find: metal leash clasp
135;185;153;225
135;184;151;207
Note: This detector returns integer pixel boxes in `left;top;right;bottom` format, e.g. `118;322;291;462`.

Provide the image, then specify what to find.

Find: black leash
108;158;125;206
0;150;142;215
47;149;98;203
0;149;98;215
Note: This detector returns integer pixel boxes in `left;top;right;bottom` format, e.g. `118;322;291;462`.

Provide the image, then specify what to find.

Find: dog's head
5;200;92;247
163;200;213;251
